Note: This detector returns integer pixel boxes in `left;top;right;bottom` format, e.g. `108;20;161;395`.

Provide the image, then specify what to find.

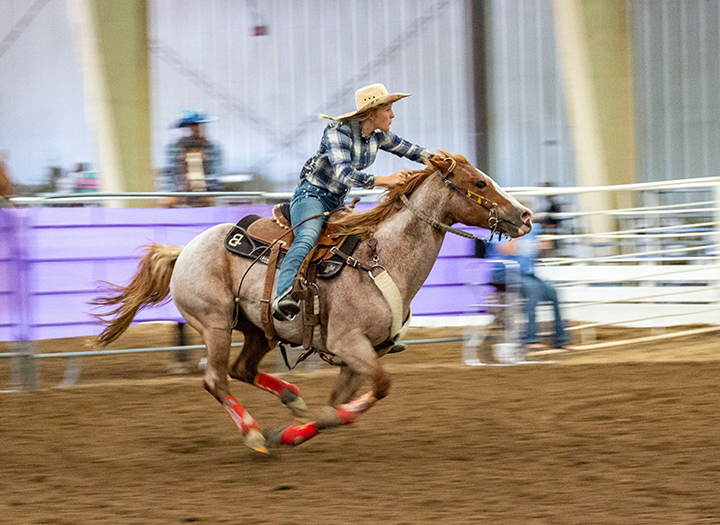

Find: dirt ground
1;323;719;525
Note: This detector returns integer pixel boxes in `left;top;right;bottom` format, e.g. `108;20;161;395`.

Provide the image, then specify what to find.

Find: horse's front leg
317;326;390;427
328;365;367;407
325;327;392;402
265;328;389;447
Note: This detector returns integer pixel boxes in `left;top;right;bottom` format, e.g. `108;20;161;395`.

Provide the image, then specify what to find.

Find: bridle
400;157;502;243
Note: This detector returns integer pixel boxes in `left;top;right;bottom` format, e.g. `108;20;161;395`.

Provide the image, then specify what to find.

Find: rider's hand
374;168;411;189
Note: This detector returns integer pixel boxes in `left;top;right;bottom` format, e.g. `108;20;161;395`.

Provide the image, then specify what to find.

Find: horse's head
428;154;532;239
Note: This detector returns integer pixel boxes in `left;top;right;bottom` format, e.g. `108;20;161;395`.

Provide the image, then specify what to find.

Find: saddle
224;202;359;279
224;203;361;349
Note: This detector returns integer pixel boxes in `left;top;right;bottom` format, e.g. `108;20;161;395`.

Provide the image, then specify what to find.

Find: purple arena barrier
0;204;491;342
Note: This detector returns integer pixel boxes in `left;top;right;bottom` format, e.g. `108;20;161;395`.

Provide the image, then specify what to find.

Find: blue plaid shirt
299;120;431;195
159;136;223;192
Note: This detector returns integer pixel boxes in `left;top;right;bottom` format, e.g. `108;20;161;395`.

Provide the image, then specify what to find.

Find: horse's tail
89;243;184;347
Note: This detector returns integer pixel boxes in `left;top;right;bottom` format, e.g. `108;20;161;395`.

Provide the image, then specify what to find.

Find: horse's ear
429;153;456;174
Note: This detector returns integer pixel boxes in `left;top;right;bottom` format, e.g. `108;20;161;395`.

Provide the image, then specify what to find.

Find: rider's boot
272;288;300;321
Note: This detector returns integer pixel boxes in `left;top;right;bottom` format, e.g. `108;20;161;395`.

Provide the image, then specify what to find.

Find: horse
91;153;532;453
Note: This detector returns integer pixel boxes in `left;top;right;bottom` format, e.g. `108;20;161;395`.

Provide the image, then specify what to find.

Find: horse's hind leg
228;315;307;420
202;326;267;454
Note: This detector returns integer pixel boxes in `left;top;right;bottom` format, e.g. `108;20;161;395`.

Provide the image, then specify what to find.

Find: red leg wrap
335;392;377;425
280;422;320;446
224;395;260;436
255;372;300;397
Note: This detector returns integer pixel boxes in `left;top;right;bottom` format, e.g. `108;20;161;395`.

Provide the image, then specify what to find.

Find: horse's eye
475;180;487;190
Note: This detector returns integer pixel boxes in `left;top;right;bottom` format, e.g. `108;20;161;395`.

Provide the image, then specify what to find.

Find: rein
400;160;502;243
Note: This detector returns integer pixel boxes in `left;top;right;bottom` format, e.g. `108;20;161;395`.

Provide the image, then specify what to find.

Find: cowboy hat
320;83;411;121
173;110;217;128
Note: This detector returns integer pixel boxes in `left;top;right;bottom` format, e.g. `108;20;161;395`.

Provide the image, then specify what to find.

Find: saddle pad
224;218;361;279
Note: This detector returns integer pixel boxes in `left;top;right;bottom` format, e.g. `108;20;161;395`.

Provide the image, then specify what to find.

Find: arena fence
0;190;487;391
2;177;719;390
520;176;720;349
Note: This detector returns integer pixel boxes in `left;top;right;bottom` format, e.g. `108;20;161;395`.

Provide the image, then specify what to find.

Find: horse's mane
330;152;466;238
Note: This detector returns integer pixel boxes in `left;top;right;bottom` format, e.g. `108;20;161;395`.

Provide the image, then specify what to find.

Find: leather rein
400;158;502;243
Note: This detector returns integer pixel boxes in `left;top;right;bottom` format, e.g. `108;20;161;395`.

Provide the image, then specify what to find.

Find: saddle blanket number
224;224;280;266
228;232;244;248
223;220;362;280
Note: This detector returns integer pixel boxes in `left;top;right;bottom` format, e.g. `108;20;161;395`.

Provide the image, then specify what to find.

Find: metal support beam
69;0;154;203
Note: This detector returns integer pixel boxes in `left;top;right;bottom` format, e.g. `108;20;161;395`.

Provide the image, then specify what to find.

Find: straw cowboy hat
320;83;411;121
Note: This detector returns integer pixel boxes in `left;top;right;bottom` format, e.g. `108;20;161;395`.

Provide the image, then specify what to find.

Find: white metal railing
527;177;720;352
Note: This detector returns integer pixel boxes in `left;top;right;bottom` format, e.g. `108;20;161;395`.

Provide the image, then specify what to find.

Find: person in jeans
486;222;569;349
272;83;434;321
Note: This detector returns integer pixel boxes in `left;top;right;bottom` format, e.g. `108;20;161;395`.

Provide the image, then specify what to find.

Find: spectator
486;221;569;350
538;182;564;258
161;110;223;373
160;109;223;207
0;152;13;204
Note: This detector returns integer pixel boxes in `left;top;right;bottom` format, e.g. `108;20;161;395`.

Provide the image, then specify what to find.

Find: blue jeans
276;179;345;295
521;274;568;346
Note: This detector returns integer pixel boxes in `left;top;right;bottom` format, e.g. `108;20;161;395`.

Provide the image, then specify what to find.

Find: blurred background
3;4;720;518
1;0;717;194
2;0;720;380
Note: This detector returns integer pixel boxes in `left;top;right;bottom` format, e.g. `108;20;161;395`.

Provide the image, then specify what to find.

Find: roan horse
91;153;532;453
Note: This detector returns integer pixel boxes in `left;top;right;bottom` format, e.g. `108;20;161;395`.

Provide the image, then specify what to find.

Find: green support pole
553;0;636;237
72;0;153;203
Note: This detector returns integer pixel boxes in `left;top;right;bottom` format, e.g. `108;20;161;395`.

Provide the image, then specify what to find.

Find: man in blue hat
161;111;224;373
160;110;223;207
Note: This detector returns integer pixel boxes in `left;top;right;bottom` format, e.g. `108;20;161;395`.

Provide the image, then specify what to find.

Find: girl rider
272;83;434;320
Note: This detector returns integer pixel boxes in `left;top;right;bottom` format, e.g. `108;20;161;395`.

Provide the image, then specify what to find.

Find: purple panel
425;258;492;286
213;205;274;221
32;324;101;341
438;234;476;257
31;206;101;226
0;208;19;341
30;260;99;293
94;259;145;286
32;292;100;326
3;204;492;342
31;225;167;260
0;239;11;260
411;283;493;315
0;292;13;325
0;261;11;292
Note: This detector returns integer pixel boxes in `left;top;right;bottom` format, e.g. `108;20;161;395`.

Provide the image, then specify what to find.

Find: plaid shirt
300;120;431;195
159;136;223;192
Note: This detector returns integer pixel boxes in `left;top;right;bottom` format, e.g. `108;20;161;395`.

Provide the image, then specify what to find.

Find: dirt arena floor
1;323;719;524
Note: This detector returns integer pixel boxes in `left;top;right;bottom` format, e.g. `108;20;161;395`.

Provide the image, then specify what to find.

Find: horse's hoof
281;390;308;419
316;405;343;430
244;429;269;454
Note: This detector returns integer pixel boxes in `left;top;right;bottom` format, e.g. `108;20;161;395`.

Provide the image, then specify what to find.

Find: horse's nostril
521;209;532;223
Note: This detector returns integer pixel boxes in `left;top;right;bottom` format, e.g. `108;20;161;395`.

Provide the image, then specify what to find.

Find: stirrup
272;292;300;322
